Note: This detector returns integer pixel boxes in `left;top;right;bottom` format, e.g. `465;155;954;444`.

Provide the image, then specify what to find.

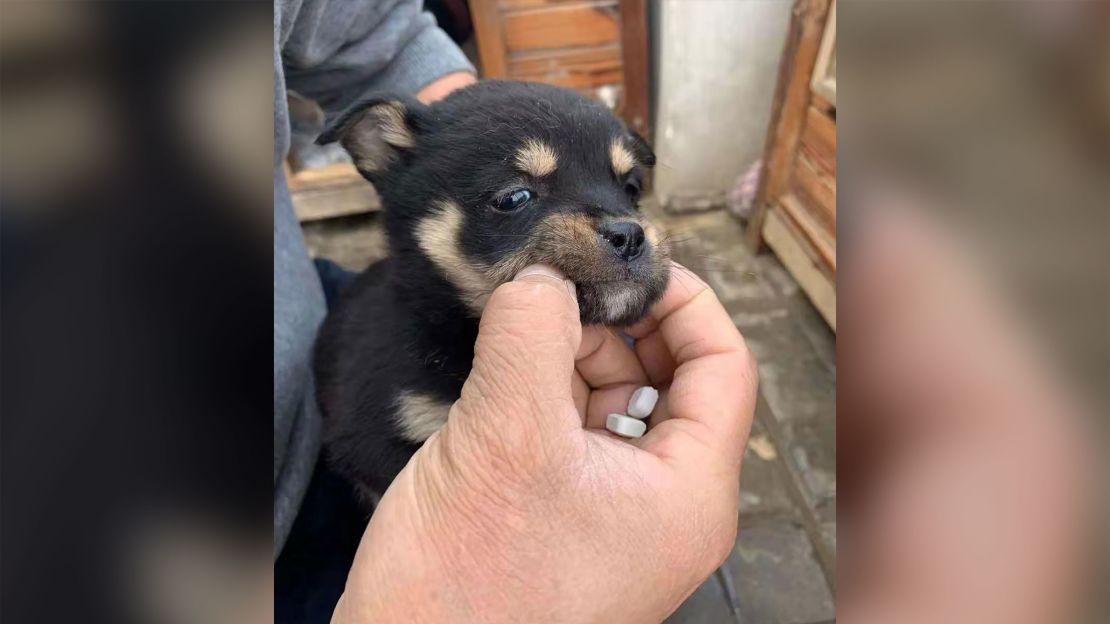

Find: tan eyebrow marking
610;139;636;176
514;139;558;177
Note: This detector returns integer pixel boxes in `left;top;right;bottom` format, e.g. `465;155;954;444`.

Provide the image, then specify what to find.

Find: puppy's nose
600;222;646;261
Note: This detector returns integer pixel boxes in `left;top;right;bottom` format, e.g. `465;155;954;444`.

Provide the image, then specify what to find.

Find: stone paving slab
651;204;837;621
666;574;739;624
724;520;835;624
738;418;796;518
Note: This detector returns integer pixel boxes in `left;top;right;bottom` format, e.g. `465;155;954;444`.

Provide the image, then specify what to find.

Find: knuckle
736;342;760;390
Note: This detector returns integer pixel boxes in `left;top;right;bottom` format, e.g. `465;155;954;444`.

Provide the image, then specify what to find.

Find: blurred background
2;1;1106;623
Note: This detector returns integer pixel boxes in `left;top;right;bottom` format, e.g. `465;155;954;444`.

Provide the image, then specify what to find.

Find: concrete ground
302;199;837;624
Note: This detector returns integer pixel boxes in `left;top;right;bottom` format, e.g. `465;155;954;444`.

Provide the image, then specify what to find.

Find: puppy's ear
626;129;656;168
316;96;429;175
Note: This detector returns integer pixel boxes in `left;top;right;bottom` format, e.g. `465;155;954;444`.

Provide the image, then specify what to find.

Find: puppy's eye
624;180;642;200
495;189;534;212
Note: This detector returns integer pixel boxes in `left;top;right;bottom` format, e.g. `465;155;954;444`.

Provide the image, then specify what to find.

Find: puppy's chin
577;272;669;326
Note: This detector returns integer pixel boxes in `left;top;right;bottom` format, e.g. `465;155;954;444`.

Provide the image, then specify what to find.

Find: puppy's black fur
313;81;670;497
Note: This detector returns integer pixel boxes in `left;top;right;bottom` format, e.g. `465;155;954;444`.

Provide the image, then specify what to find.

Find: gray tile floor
302;199;837;624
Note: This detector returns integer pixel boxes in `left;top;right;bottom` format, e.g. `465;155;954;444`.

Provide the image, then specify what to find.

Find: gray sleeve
281;0;475;114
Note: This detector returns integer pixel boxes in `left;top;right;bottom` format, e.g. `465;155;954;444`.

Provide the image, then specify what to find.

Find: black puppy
313;81;671;498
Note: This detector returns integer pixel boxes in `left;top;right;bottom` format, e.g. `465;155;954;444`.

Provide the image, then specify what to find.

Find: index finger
628;264;758;464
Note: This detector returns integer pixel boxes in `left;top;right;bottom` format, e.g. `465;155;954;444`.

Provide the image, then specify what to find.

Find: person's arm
281;0;475;115
273;0;473;555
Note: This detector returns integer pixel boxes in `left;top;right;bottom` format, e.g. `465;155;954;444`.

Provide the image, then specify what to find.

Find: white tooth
626;386;659;419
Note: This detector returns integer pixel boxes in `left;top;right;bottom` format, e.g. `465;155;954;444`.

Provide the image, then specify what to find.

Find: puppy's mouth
485;213;671;325
574;276;668;326
496;248;669;326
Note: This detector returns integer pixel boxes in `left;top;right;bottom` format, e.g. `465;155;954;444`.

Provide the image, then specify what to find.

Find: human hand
332;263;758;624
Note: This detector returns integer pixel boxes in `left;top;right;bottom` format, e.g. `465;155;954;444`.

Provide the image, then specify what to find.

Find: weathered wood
503;1;619;52
469;0;509;77
507;44;623;90
763;207;836;330
811;93;834;115
287;162;362;191
617;0;650;139
805;105;836;154
500;0;582;9
800;105;836;177
810;0;836;105
779;192;835;273
470;0;648;139
746;0;832;250
791;151;836;233
292;182;381;222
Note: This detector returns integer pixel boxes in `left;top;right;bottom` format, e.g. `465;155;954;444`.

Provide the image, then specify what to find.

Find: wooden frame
809;0;836;106
764;208;836;329
469;0;509;77
469;0;651;139
745;0;836;331
746;0;832;250
617;0;650;138
286;162;381;222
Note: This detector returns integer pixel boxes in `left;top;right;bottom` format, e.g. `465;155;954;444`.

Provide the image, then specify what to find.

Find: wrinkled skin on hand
333;264;758;624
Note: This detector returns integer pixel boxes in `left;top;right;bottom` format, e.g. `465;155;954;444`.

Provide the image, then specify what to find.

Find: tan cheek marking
642;220;672;262
515;139;558;177
491;214;608;283
394;391;453;442
415;201;495;314
610;139;636;177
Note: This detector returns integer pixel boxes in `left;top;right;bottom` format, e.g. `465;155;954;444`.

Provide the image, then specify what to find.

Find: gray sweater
273;0;473;555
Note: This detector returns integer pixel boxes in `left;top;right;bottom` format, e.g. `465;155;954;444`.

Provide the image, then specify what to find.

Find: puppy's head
318;81;670;326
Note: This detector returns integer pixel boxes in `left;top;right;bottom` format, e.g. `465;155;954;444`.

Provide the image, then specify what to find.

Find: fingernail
514;264;577;302
514;264;565;282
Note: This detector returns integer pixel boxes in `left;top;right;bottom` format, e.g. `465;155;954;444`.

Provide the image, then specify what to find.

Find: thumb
454;265;581;438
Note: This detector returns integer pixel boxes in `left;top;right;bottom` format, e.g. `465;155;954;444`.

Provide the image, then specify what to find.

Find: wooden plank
746;0;832;250
779;192;835;273
618;0;651;138
805;105;836;153
810;0;836;105
791;151;836;233
292;182;381;222
287;162;364;191
799;106;836;177
500;0;583;9
469;0;509;77
763;207;836;330
799;140;835;178
507;44;623;89
811;93;834;115
503;2;620;52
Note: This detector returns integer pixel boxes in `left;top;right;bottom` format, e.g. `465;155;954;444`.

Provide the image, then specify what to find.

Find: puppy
313;81;670;497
